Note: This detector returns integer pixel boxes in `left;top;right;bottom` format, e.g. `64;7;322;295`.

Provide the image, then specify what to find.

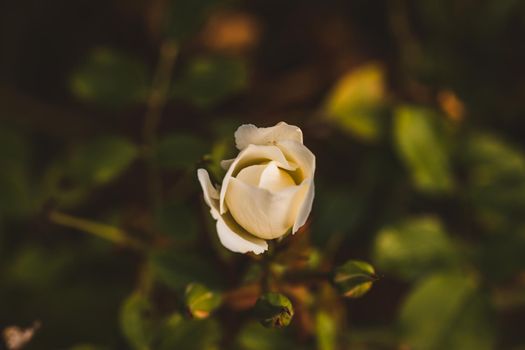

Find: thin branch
49;210;145;250
143;40;179;213
282;269;332;284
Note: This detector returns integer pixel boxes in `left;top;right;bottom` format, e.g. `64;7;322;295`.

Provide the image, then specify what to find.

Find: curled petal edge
292;178;315;234
219;144;296;214
277;140;316;178
197;168;268;255
216;213;268;255
226;177;302;239
234;122;303;150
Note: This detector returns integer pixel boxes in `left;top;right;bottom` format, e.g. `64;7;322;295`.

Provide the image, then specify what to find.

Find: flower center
235;161;295;192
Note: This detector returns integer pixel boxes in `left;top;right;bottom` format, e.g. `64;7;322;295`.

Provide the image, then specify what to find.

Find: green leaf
312;189;363;246
205;139;230;180
155;133;208;170
0;220;3;256
0;127;29;167
68;136;138;186
235;322;297;350
185;283;222;319
155;200;198;240
163;0;219;42
316;311;337;350
120;292;154;350
400;273;495;350
324;64;386;142
333;260;376;298
462;132;525;230
172;56;248;108
69;345;110;350
0;128;33;217
254;292;294;328
5;245;70;289
393;105;454;193
372;216;457;280
150;251;222;290
70;48;149;108
158;316;220;350
477;230;525;283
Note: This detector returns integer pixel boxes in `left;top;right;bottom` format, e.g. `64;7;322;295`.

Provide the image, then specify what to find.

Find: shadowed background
1;0;525;349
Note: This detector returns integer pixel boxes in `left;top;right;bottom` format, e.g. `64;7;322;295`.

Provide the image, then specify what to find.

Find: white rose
197;122;316;255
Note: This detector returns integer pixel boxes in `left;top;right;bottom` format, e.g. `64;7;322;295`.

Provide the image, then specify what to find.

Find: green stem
49;210;145;250
143;40;179;216
283;269;332;284
260;241;276;293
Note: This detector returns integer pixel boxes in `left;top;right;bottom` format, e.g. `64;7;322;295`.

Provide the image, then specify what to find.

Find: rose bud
254;292;294;328
197;122;315;254
185;283;222;319
333;260;377;298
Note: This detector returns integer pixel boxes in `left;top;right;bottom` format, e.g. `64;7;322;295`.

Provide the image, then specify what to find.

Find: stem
49;210;145;250
260;241;276;293
387;0;422;69
143;40;179;214
138;261;155;296
282;269;332;284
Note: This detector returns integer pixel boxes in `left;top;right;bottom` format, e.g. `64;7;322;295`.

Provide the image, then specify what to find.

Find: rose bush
197;122;315;254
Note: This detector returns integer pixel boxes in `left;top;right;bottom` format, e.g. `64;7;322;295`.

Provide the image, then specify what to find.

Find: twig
143;40;179;214
387;0;422;68
282;269;332;284
49;210;145;250
260;240;276;293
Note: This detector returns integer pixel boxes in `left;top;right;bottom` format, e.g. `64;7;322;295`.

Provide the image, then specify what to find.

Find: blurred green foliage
156;317;221;350
235;322;296;350
400;273;494;350
150;251;223;290
120;293;155;350
184;283;222;319
70;48;150;108
324;64;387;142
155;133;208;170
333;260;376;298
68;136;138;186
172;56;248;108
463;132;525;230
373;216;457;280
1;0;524;349
315;311;337;350
394;105;454;193
154;199;199;240
164;0;221;42
254;293;294;328
0;128;33;217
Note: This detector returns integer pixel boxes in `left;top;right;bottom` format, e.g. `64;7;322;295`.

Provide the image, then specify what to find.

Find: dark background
1;0;525;349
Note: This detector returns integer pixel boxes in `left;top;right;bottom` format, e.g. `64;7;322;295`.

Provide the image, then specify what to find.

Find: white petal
216;212;268;254
235;164;268;187
198;169;267;254
235;122;303;150
258;162;296;192
219;144;296;214
225;177;300;239
235;161;295;192
273;141;315;234
276;140;316;178
220;159;235;170
197;169;220;214
292;178;315;234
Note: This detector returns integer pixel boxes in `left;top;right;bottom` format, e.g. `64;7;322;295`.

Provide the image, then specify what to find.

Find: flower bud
254;292;294;328
185;283;222;319
333;260;377;298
